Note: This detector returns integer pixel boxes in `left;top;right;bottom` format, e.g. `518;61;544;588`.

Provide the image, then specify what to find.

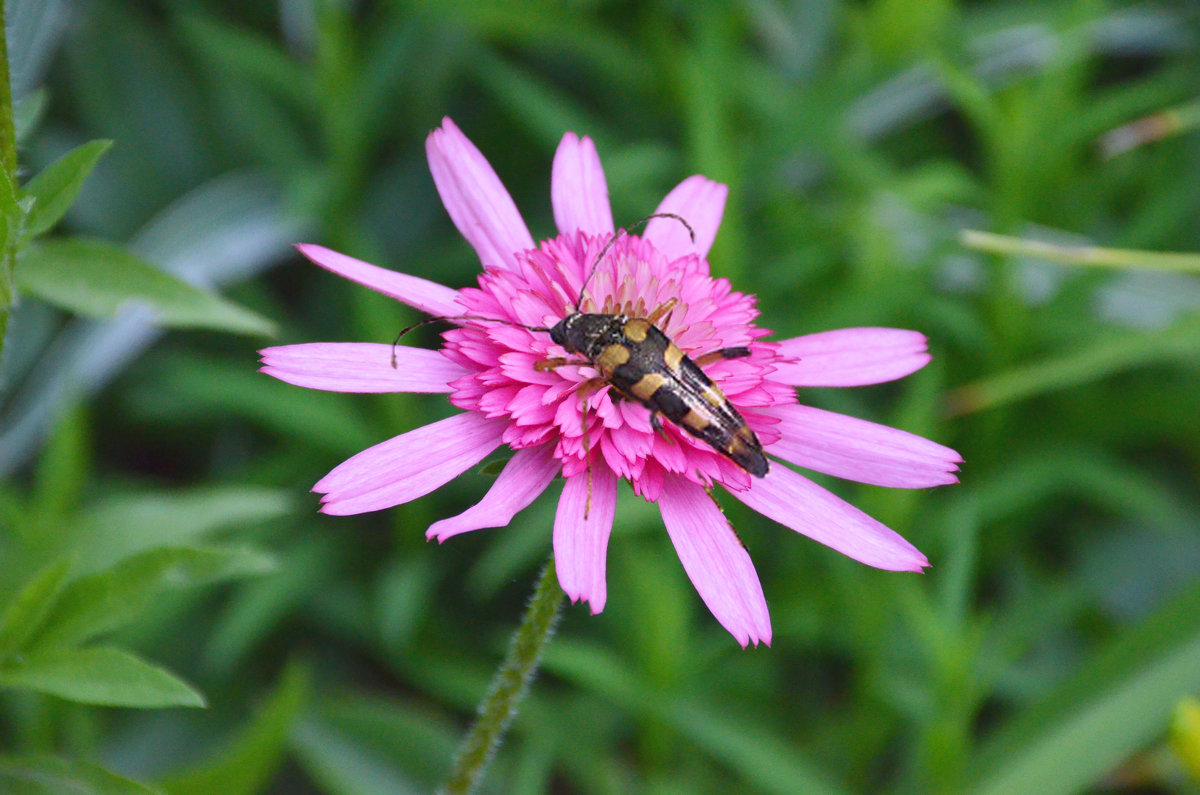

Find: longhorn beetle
394;213;769;480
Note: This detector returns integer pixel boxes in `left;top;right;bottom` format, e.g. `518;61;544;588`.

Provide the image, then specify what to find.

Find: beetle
539;299;768;477
394;213;769;479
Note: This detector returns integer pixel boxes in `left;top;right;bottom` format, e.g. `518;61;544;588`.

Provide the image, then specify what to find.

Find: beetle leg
693;347;751;367
573;377;607;520
534;356;572;372
645;297;678;326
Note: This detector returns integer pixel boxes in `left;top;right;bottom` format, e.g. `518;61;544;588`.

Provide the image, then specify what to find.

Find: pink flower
260;118;961;647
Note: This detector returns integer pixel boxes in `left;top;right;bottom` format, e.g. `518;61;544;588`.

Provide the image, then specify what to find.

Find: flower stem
440;555;565;795
0;0;17;362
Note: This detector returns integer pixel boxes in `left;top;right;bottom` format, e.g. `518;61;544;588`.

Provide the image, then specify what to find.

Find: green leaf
14;238;276;336
158;661;311;795
970;580;1200;795
313;693;462;783
13;89;48;145
30;402;91;528
666;700;852;795
0;646;206;708
0;754;161;795
0;559;73;659
202;537;340;674
545;638;851;795
291;718;426;795
32;547;276;651
175;14;313;111
947;312;1200;416
19;140;113;238
126;352;375;458
72;486;293;575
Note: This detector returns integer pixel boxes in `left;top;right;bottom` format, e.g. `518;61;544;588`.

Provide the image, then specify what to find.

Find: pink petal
551;132;614;237
730;464;929;572
553;463;618;613
260;343;469;393
762;404;961;488
645;175;728;260
658;476;771;647
772;328;931;387
296;244;463;317
426;117;535;273
315;413;506;515
427;444;561;541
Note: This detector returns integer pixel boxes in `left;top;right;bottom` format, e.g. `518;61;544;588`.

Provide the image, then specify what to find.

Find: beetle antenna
576;212;695;311
390;314;549;368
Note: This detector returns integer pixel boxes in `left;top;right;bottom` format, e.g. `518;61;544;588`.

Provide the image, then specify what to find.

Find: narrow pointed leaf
15;238;276;336
32;546;275;651
0;559;73;658
13;89;48;145
72;486;293;575
291;718;424;795
0;646;205;708
159;662;310;795
970;581;1200;795
20;140;113;237
0;754;160;795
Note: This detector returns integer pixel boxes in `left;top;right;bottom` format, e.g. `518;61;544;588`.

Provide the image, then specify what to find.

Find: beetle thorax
550;313;628;356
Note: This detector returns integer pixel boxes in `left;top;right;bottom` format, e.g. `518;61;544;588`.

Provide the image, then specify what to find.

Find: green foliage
0;559;73;658
0;755;160;795
159;661;311;795
0;646;204;708
16;239;275;335
32;547;276;651
2;0;1200;793
19;140;113;239
970;581;1200;794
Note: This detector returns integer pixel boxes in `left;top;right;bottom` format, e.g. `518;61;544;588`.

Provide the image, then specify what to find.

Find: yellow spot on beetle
630;372;667;401
623;319;650;343
663;342;684;370
595;343;630;375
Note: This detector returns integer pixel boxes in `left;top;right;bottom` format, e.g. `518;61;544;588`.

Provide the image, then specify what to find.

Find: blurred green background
3;0;1200;793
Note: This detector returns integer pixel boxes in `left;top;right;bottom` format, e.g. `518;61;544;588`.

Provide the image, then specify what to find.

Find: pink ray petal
551;132;614;237
316;413;506;515
772;328;932;387
427;444;561;541
259;343;469;393
762;404;961;488
296;244;463;317
553;463;618;613
426;118;535;273
658;476;771;647
645;175;728;260
730;464;929;572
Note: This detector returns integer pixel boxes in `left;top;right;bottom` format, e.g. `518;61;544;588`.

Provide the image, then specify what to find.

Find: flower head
260;118;961;647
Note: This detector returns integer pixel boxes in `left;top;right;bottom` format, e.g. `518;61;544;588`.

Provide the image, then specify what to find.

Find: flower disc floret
440;231;787;499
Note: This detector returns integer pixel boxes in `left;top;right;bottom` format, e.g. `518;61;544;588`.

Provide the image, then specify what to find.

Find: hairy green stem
0;0;17;361
0;1;13;183
441;555;565;795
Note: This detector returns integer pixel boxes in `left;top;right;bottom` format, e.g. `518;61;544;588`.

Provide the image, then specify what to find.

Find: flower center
438;231;782;496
